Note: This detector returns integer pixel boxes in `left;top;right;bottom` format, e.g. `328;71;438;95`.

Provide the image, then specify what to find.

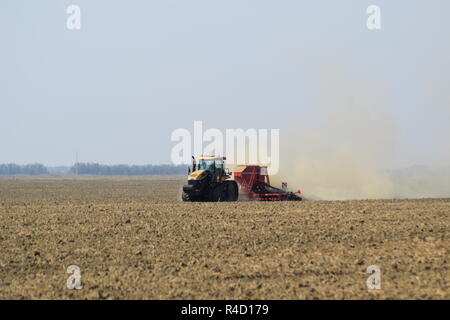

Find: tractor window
215;160;224;170
198;160;215;171
215;160;224;176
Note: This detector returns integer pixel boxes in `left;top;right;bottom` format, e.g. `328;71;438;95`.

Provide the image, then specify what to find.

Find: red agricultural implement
233;165;302;201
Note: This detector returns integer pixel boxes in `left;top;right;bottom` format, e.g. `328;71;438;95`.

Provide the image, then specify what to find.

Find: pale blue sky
0;1;449;166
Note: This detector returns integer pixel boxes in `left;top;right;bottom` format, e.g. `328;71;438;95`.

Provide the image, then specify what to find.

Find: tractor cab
189;156;228;183
183;156;237;202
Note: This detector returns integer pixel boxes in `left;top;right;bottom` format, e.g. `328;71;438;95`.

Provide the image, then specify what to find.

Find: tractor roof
196;156;225;160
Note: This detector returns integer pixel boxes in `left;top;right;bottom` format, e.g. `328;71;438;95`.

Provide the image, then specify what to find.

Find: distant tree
70;163;186;175
0;163;49;175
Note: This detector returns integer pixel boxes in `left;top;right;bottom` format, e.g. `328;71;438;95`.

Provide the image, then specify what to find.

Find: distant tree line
70;162;186;175
0;163;186;175
0;163;49;175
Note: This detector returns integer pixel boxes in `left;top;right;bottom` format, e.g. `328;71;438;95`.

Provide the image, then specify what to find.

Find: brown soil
0;176;448;299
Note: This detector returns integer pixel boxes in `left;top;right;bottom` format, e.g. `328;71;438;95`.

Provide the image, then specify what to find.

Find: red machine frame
233;165;301;201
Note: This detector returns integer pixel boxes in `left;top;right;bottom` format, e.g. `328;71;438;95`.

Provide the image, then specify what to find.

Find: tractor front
181;156;239;202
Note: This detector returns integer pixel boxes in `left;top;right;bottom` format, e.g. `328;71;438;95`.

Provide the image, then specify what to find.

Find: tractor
182;156;239;202
182;156;302;202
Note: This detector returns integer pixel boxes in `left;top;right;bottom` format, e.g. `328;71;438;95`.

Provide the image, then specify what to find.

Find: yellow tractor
182;156;239;202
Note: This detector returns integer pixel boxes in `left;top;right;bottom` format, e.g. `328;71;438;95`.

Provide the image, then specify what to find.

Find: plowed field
0;177;448;299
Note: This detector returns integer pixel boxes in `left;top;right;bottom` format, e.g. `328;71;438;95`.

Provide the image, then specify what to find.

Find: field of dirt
0;176;448;299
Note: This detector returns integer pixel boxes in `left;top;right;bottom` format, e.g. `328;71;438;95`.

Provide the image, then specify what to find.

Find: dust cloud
272;67;450;200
